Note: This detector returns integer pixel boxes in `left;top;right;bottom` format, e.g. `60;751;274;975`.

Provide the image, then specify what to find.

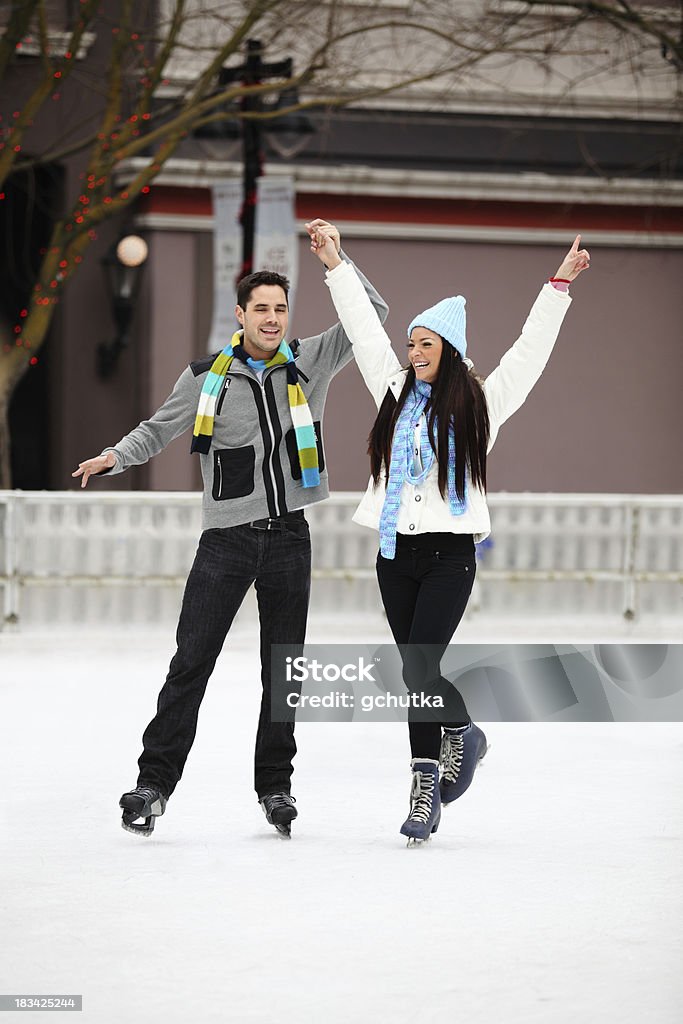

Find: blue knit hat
407;295;467;359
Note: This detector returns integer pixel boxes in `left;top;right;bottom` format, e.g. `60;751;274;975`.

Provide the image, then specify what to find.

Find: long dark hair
368;341;490;501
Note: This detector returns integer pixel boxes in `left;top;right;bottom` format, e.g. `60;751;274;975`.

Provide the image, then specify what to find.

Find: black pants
137;514;311;799
376;532;476;760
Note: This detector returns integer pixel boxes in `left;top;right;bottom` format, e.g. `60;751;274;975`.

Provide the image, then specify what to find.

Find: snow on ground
1;624;682;1024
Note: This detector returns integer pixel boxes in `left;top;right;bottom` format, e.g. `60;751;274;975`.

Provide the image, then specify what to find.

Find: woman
308;226;590;844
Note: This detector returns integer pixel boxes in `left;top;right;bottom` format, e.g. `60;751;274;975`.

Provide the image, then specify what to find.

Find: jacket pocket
212;447;255;500
284;420;325;481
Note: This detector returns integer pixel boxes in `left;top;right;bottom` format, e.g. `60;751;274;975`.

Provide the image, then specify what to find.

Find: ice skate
260;793;297;838
119;785;167;837
400;759;441;847
440;722;488;805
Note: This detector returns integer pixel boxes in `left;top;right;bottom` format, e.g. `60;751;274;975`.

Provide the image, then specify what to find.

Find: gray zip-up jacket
103;254;388;529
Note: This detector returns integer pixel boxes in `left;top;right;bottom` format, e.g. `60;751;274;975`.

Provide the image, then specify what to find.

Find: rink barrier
0;491;681;628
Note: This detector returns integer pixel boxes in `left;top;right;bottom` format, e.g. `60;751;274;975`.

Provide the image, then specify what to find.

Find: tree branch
522;0;683;67
0;0;100;191
0;0;41;83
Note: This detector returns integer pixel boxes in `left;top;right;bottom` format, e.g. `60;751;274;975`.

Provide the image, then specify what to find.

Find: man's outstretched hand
72;451;116;487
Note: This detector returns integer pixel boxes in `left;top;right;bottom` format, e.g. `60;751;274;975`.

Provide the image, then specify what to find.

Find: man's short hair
237;271;290;310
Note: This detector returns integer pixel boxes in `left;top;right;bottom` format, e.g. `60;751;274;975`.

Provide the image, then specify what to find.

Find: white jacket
324;260;572;543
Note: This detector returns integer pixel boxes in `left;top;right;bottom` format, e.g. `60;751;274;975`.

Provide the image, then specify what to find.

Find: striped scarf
191;330;320;488
379;379;467;558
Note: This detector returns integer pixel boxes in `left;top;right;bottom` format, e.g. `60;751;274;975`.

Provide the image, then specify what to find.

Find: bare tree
521;1;683;70
0;0;680;486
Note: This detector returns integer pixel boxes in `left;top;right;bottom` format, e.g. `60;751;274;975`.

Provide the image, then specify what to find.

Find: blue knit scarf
379;380;467;558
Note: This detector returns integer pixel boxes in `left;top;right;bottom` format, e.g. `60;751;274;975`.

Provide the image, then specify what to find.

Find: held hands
72;451;116;488
305;219;342;270
554;235;591;282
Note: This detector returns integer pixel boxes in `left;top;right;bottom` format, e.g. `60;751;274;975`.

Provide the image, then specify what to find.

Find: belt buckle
251;517;277;531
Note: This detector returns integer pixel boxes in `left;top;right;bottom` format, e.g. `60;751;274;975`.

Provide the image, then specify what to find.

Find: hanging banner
208;180;242;350
253;176;298;322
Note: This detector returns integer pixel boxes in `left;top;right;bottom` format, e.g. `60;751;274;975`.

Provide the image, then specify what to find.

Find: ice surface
1;626;682;1024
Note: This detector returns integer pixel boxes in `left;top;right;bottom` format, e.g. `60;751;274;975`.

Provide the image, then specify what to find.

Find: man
73;220;388;838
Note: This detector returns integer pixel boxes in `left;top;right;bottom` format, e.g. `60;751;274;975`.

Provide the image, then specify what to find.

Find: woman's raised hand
305;219;342;269
554;235;591;282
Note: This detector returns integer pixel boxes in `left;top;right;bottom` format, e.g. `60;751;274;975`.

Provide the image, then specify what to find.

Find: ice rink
2;621;682;1024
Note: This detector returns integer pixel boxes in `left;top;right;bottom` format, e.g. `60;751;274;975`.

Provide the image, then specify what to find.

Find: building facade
2;1;682;494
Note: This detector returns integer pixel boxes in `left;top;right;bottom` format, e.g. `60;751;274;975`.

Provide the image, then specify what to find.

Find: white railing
0;491;681;629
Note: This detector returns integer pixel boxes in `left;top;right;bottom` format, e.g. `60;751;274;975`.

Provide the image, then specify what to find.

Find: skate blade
405;835;432;848
121;813;156;837
274;823;292;839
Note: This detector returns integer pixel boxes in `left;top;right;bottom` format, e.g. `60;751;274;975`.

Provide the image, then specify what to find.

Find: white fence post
1;492;21;627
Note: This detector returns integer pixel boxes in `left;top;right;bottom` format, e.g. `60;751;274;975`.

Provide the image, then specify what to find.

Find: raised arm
298;220;389;377
310;228;401;408
484;235;590;445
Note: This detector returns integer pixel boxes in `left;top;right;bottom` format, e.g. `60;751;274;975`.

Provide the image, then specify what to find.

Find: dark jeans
376;532;476;760
137;514;311;799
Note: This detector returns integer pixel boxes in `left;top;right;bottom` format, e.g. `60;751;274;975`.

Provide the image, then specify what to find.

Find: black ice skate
400;759;441;847
440;722;488;805
260;793;297;838
119;785;167;837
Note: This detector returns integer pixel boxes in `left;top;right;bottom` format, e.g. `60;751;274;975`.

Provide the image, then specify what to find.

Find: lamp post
97;234;148;377
195;39;313;279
